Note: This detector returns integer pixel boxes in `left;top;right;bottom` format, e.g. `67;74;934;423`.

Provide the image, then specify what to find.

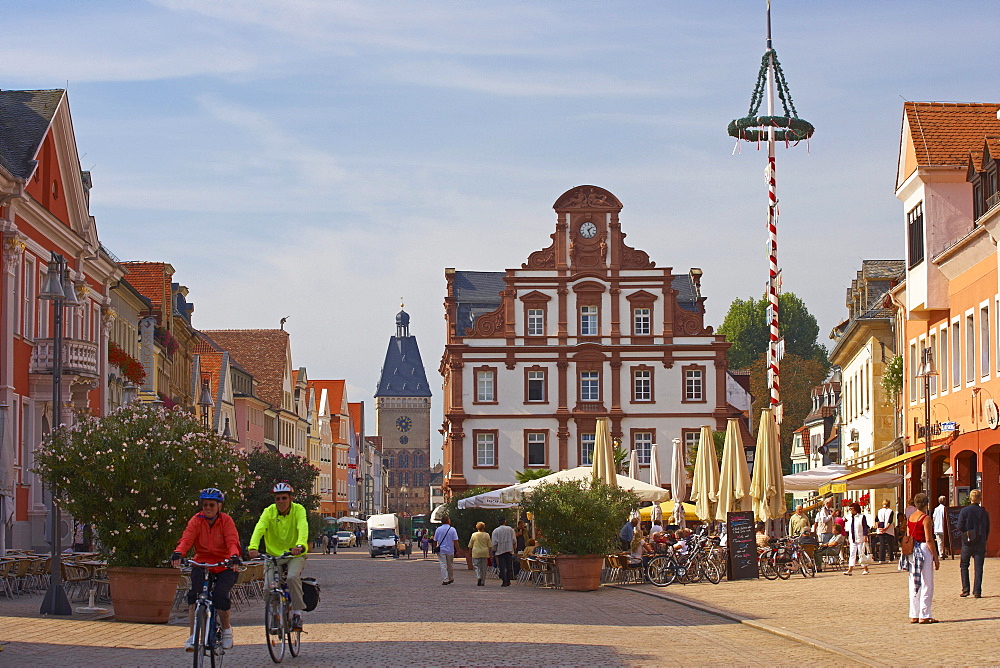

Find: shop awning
820;442;949;494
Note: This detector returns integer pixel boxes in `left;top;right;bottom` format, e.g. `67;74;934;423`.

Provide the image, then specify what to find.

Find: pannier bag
302;577;320;612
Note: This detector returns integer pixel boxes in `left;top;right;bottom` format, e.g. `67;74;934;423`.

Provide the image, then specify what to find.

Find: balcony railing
30;338;99;377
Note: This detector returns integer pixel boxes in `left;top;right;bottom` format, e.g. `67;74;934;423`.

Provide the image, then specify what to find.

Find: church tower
375;308;432;516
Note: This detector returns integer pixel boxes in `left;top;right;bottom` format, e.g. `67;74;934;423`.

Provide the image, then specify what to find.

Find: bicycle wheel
686;556;704;584
704;558;722;584
799;551;816;578
645;556;677;587
265;591;286;663
776;554;792;580
758;552;778;580
287;600;301;658
193;604;209;668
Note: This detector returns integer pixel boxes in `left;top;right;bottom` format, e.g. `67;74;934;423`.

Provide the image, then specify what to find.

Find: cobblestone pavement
0;548;850;667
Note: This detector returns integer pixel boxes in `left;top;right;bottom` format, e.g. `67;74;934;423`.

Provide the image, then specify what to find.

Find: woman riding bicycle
248;482;310;633
171;487;242;652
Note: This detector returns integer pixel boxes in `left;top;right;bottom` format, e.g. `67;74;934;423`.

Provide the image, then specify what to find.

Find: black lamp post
38;252;79;616
916;347;938;498
197;381;214;430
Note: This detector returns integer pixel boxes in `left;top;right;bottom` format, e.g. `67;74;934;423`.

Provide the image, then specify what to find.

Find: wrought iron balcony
30;338;99;377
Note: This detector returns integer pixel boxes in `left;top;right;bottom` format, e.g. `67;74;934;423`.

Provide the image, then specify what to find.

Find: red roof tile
348;402;363;442
309;380;346;414
119;262;172;310
201;329;290;408
905;102;1000;168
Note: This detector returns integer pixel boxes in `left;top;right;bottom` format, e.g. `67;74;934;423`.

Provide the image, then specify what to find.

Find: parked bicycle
758;537;815;580
646;533;721;586
262;552;301;663
188;558;239;668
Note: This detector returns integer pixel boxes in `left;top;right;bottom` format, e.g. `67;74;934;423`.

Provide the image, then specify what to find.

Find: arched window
413;472;424;487
387;471;395;487
412;451;425;469
398;450;410;469
383;452;395;469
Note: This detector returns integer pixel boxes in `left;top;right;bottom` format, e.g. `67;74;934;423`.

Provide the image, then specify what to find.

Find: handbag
901;533;914;556
431;541;441;554
859;543;874;566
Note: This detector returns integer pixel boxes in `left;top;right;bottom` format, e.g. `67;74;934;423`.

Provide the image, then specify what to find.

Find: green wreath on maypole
728;48;814;143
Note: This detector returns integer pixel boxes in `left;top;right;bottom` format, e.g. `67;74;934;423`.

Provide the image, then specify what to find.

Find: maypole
728;0;813;431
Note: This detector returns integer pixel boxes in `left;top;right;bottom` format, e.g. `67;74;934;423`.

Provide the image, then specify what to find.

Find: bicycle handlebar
187;559;233;569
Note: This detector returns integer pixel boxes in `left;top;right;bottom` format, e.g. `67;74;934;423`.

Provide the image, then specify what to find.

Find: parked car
336;530;357;547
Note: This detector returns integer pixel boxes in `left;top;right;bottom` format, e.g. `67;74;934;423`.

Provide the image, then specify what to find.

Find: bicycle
262;552;302;663
188;559;237;668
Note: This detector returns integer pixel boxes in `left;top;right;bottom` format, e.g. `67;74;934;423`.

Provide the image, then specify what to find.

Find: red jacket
175;512;241;573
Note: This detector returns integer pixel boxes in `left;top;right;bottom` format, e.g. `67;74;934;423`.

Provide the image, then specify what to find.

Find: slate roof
452;271;505;337
671;274;699;312
0;89;64;179
201;329;290;408
904;102;1000;168
375;312;432;398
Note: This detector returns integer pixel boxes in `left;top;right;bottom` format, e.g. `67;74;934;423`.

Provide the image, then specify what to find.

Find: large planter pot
556;554;604;591
107;567;182;623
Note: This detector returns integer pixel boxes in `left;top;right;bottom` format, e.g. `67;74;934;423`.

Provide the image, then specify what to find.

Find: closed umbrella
690;425;720;522
669;438;687;527
750;408;786;522
628;447;640;481
649;444;663;525
715;418;753;521
591;417;616;486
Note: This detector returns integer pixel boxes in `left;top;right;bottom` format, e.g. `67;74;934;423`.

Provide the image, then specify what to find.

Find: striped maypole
765;13;781;424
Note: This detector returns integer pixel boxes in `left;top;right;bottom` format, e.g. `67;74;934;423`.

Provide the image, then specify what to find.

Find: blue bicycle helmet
199;487;225;503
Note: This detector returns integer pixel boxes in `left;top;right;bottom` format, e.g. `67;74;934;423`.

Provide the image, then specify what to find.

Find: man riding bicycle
171;488;242;652
248;482;310;631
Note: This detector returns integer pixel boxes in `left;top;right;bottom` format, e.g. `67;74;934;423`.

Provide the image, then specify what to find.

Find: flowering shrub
33;402;248;568
153;326;179;357
107;340;146;385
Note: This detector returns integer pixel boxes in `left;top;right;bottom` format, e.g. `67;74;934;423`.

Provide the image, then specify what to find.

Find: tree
439;487;518;547
718;292;829;370
232;450;322;548
747;352;829;474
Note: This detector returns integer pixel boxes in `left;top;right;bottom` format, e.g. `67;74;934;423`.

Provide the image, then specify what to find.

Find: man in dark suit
958;489;991;598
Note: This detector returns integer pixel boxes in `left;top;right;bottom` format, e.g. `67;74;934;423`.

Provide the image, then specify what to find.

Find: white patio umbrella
690;425;720;522
750;408;786;522
496;467;669;503
591;417;616;486
669;438;687;527
715;418;753;521
649;444;663;525
628;448;640;481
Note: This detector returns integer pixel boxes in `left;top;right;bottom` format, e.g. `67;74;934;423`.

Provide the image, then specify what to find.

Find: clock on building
579;221;597;239
395;416;412;432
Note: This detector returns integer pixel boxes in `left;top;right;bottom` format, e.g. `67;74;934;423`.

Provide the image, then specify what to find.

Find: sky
3;1;998;462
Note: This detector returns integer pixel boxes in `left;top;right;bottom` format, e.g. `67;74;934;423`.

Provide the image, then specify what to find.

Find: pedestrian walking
469;522;491;586
433;516;459;585
958;489;991;599
875;500;896;563
932;496;948;558
321;533;329;555
420;529;430;558
491;515;517;587
844;502;870;576
901;493;939;624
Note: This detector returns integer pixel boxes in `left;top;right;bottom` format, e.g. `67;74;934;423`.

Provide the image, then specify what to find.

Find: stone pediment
553;185;623;211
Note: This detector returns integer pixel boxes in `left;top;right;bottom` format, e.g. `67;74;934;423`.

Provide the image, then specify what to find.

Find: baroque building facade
439;185;740;496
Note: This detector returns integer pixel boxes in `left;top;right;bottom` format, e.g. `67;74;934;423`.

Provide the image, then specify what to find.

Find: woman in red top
905;493;940;624
171;488;242;651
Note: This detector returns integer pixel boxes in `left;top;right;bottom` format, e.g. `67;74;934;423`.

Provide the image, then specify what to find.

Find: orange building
896;102;1000;556
309;380;348;516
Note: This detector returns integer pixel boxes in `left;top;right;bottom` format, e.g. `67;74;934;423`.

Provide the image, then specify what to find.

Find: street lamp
197;381;214;430
915;347;938;499
37;252;80;616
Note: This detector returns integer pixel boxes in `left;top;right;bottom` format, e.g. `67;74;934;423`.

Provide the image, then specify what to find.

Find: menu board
946;507;963;558
727;510;758;580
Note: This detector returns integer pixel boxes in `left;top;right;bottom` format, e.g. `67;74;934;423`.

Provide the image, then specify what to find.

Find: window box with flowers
33;402;248;623
108;340;146;385
153;325;179;357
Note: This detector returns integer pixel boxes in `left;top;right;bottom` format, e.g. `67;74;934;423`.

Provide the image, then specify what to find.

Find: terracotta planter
556;554;604;591
107;567;183;623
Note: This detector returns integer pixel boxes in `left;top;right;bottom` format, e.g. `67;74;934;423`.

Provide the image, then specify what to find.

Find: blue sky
3;1;998;456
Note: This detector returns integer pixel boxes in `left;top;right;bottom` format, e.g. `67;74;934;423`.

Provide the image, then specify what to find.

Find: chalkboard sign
946;506;963;559
727;510;759;580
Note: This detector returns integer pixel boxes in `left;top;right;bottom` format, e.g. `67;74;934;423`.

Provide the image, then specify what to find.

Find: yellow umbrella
690;425;720;521
591;417;616;486
750;408;786;521
639;500;699;523
715;418;753;521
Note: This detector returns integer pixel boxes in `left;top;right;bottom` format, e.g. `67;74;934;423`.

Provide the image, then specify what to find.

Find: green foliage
232;449;321;545
33;402;247;568
519;480;637;556
718;293;829;370
515;468;554;483
882;355;903;402
439;487;518;546
685;429;726;478
613;444;629;475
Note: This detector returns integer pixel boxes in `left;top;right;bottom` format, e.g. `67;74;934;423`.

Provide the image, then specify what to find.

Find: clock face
579;221;597;239
395;416;412;432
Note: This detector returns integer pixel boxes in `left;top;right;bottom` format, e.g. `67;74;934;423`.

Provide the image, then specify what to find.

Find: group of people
619;515;693;565
432;515;531;586
785;490;991;624
171;482;311;652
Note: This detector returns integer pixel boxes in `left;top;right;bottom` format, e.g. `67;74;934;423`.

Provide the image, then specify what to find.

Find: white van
367;514;400;558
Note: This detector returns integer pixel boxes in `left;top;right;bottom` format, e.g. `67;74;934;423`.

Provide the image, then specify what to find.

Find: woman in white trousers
905;493;940;624
845;502;870;575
